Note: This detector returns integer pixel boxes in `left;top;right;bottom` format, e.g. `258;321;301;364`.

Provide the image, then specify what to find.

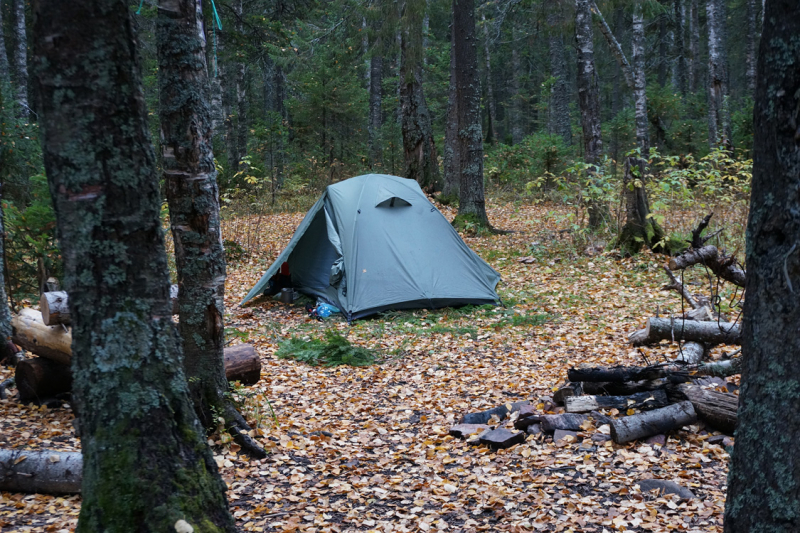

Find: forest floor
0;201;734;532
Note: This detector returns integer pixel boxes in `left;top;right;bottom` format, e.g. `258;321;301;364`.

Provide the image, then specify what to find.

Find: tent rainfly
240;174;501;320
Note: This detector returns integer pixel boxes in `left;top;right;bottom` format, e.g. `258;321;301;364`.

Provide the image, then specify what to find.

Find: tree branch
590;1;634;89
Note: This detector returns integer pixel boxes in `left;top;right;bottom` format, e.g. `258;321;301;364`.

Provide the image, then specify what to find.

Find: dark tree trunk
272;64;286;188
658;11;668;87
510;24;524;145
368;48;383;168
575;0;606;229
234;0;248;165
724;1;800;530
31;0;235;529
745;0;758;97
548;9;572;146
688;0;700;93
673;0;687;95
400;0;440;192
617;157;665;255
481;13;498;145
706;0;732;148
221;32;238;171
12;0;27;117
0;4;10;84
157;0;263;457
442;25;460;200
453;0;489;227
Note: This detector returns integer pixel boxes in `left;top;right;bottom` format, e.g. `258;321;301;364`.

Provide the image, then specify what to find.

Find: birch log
565;390;669;413
39;291;70;326
629;317;741;346
10;309;72;364
611;401;698;443
0;449;82;494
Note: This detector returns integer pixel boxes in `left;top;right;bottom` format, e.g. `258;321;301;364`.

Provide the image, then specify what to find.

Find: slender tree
509;23;524;145
157;0;265;457
673;0;687;95
745;0;758;96
724;2;800;531
0;3;10;85
453;0;489;227
234;0;248;165
400;0;440;191
707;0;732;148
0;185;12;363
548;7;572;146
31;0;236;529
442;23;460;200
688;0;700;93
631;2;649;154
481;12;498;144
576;0;606;229
12;0;27;117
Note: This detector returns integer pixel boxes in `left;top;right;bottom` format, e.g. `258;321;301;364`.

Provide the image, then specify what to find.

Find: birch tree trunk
706;0;732;149
13;0;27;117
548;9;572;146
442;26;460;200
673;0;687;95
206;20;224;138
32;0;236;529
158;0;264;457
724;2;800;529
0;185;11;357
400;0;440;191
576;0;606;229
234;0;248;165
453;0;489;227
689;0;700;93
481;13;498;144
632;3;649;155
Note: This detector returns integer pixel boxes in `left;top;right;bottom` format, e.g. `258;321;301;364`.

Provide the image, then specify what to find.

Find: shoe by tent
240;174;501;320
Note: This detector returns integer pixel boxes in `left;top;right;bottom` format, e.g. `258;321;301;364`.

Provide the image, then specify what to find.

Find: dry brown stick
661;266;701;310
669;245;746;288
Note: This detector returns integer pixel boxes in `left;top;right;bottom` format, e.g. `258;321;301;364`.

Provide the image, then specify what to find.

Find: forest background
0;0;755;305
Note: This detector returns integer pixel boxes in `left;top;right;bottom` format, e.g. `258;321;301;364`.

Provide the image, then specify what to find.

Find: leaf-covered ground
0;202;733;532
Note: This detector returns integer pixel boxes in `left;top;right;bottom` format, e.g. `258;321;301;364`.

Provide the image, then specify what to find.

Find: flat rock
591;433;611;442
466;429;492;446
460;401;529;425
479;428;526;450
540;414;589;432
514;404;542;430
707;434;726;445
637;479;695;499
644;434;667;447
449;424;491;439
553;429;579;443
526;423;542;436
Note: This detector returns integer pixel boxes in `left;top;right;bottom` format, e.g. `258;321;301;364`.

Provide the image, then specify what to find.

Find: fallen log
610;401;698;444
553;382;582;405
11;344;261;401
581;378;679;396
669;245;746;288
628;317;741;346
667;383;738;434
569;364;690;383
10;308;72;365
15;357;73;402
565;390;669;414
39;291;70;326
0;449;82;494
224;343;262;386
540;414;590;433
675;342;705;364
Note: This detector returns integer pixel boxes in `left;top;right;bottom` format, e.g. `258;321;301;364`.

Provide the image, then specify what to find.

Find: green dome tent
240;174;501;320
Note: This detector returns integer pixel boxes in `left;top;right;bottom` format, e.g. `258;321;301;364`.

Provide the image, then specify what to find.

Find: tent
240;174;501;320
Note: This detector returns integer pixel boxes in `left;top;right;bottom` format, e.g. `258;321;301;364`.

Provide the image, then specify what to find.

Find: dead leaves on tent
0;203;729;532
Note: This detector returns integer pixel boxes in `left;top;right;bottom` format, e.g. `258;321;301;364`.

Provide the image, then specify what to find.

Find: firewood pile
451;214;742;450
1;289;261;406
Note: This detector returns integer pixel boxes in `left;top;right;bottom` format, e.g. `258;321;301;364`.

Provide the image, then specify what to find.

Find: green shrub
484;133;573;189
276;330;379;367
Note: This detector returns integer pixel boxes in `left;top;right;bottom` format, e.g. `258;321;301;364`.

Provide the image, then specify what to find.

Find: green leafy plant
276;330;379;367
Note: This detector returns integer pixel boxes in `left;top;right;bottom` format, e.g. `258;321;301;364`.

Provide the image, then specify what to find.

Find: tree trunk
510;24;524;145
657;11;668;88
40;291;70;325
368;48;383;168
0;449;82;495
233;0;248;165
158;0;264;458
400;0;440;192
15;356;72;402
673;0;686;95
0;186;11;360
688;0;700;93
207;21;224;138
632;3;649;155
628;317;741;346
706;0;732;148
617;157;664;254
481;13;498;145
548;9;572;146
611;401;697;444
724;2;800;529
0;4;10;85
12;0;27;117
442;26;460;200
453;0;489;227
32;0;236;529
272;64;286;189
575;0;606;229
745;0;757;97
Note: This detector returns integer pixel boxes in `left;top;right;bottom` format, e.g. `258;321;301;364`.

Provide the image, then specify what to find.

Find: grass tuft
276;330;379;367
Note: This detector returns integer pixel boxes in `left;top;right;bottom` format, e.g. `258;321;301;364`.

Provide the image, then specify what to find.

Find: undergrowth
276;330;379;367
